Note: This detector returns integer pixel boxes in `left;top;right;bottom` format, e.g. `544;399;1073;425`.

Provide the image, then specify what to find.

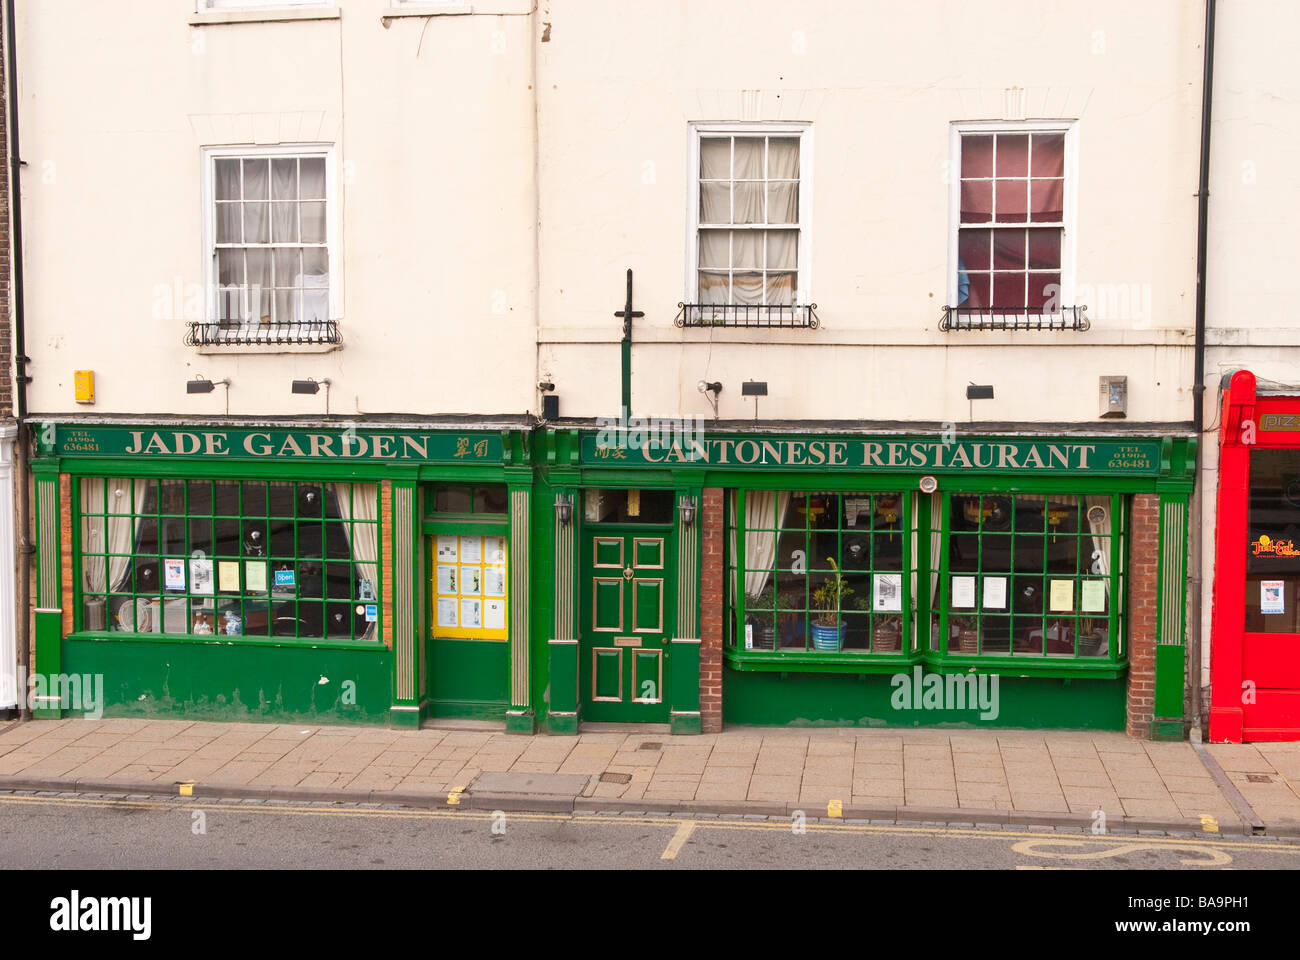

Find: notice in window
1081;580;1107;613
436;536;458;562
873;573;903;612
951;576;976;609
1262;580;1286;615
190;558;214;596
245;561;267;594
436;597;458;628
1049;579;1074;613
484;598;506;631
982;576;1007;610
460;566;481;596
218;561;240;593
485;537;506;564
460;598;482;630
436;565;456;595
484;566;506;597
164;558;186;591
459;536;482;563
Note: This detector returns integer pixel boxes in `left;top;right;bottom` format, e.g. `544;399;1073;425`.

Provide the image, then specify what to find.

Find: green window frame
75;477;382;643
730;488;913;657
936;492;1124;663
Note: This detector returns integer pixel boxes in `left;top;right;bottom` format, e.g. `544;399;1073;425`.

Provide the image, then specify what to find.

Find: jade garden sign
582;434;1162;474
52;426;503;463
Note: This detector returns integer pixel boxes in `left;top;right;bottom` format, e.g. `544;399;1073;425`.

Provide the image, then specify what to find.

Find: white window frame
947;119;1079;312
686;122;813;308
200;144;342;333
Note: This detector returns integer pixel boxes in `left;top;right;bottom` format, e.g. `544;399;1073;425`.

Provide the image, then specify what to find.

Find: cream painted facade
13;0;1206;427
1197;0;1300;692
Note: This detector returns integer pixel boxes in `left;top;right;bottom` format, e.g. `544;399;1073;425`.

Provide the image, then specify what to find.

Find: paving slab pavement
2;718;1300;836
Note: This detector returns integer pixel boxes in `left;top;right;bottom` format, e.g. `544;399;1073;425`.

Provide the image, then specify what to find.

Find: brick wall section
59;474;73;644
699;487;724;733
1126;493;1159;739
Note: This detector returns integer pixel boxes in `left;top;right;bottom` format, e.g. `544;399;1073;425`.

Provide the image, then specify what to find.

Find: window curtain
330;482;379;594
728;490;791;598
80;478;146;594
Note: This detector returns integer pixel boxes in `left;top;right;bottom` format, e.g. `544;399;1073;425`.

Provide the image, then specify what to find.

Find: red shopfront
1210;370;1300;742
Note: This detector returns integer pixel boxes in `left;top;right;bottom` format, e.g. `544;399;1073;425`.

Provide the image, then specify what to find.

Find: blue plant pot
811;622;844;652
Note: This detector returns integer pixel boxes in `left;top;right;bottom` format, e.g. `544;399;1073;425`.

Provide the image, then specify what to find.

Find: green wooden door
580;525;675;722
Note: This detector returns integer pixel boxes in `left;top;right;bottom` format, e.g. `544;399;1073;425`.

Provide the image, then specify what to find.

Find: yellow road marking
177;782;193;797
446;784;466;806
0;793;1294;855
1012;838;1232;866
827;799;843;818
661;821;695;860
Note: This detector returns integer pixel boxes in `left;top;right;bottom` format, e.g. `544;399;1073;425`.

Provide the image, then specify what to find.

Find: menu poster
436;565;457;595
460;567;481;596
460;598;482;629
436;597;458;628
190;558;214;596
245;561;267;594
436;536;458;562
1081;580;1107;613
873;573;903;612
164;558;186;591
1262;580;1286;615
951;576;976;609
485;537;506;564
459;537;482;563
484;567;506;597
1049;579;1074;613
982;576;1007;611
218;560;241;593
484;598;506;631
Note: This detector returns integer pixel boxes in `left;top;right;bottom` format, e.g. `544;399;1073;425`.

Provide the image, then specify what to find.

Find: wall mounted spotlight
292;378;332;414
188;376;231;413
697;380;722;420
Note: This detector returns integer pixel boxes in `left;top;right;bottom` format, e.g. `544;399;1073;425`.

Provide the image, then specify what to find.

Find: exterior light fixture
188;376;231;413
741;380;768;420
679;495;697;528
697;380;722;395
965;384;994;400
919;475;938;494
555;493;572;526
1099;376;1127;418
292;378;332;414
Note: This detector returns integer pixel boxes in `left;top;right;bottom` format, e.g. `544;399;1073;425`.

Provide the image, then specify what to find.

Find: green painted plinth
546;713;579;735
505;710;536;734
670;713;702;735
1149;718;1185;741
389;706;421;729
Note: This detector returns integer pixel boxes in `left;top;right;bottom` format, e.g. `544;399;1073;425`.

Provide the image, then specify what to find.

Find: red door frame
1209;370;1300;742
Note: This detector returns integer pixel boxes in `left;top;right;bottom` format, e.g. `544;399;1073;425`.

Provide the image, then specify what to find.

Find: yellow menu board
433;534;508;640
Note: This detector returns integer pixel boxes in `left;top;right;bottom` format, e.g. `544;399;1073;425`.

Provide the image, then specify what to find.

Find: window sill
381;4;473;18
725;647;922;674
189;8;342;26
930;655;1127;680
69;630;384;652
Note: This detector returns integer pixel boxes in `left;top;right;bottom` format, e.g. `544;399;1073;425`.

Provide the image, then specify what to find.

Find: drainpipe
1188;0;1217;742
5;0;32;720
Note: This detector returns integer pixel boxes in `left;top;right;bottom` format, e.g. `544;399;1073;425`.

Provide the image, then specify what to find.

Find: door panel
580;524;674;721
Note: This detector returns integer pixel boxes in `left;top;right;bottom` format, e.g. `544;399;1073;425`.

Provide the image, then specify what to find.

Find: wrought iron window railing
185;320;342;347
940;305;1088;332
675;303;819;329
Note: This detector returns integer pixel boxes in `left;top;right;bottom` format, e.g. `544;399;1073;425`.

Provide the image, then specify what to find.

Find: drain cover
638;742;662;751
1246;774;1273;783
599;772;632;784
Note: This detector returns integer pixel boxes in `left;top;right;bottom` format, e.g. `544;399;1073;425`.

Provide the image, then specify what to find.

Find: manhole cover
638;742;662;751
599;772;632;784
1246;774;1273;783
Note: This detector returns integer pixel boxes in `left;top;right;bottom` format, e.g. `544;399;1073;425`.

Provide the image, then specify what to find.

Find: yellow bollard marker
1200;814;1219;833
447;784;467;806
178;782;194;797
827;799;843;818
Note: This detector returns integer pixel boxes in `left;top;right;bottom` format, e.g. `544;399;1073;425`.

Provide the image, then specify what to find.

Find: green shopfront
30;421;1195;739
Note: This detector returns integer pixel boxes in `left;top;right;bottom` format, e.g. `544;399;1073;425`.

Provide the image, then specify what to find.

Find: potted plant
873;613;903;653
811;558;853;652
777;587;808;648
744;581;777;650
950;614;979;654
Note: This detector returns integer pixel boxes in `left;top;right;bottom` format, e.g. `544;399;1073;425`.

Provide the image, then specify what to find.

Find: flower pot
811;622;844;652
873;624;900;653
957;628;979;654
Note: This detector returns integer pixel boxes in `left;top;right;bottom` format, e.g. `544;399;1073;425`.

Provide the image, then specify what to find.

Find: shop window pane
436;485;473;513
189;517;213;556
1245;448;1300;633
242;481;268;517
269;484;296;518
473;485;509;514
214;518;240;557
